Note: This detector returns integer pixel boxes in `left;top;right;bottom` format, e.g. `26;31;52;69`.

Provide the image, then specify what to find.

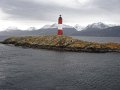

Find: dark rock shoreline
1;35;120;53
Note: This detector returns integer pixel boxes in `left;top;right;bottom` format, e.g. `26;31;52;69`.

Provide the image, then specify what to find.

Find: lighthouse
57;15;63;35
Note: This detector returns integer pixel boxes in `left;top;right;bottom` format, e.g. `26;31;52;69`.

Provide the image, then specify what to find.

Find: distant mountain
39;28;77;35
85;22;110;30
6;26;19;31
27;27;37;31
0;28;77;36
72;22;120;37
0;23;77;36
73;26;120;37
74;24;84;31
41;23;73;29
41;24;52;29
0;22;120;37
74;22;112;31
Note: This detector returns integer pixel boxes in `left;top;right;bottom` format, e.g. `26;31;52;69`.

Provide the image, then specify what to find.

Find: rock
2;35;120;53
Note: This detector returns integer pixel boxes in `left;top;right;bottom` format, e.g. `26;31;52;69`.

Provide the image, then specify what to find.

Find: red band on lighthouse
58;15;63;35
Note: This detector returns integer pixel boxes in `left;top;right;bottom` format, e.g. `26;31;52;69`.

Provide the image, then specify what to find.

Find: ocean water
72;36;120;43
0;43;120;90
0;36;12;41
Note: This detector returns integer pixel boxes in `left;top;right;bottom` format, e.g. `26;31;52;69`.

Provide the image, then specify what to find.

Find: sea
0;36;120;90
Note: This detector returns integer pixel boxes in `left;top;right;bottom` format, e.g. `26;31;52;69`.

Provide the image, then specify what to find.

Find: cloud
0;0;83;21
0;0;58;21
0;0;119;27
92;0;120;12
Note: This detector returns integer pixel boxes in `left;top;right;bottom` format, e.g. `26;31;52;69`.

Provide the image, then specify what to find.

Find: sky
0;0;120;30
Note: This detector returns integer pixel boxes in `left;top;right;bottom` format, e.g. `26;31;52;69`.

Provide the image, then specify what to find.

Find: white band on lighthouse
58;24;62;29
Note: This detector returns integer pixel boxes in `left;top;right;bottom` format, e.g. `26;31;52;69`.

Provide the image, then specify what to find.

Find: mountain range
0;22;120;37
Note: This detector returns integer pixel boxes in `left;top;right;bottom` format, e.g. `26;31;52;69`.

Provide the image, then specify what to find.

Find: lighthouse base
57;30;63;35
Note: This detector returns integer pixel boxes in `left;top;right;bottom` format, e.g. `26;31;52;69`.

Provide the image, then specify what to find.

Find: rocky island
1;35;120;53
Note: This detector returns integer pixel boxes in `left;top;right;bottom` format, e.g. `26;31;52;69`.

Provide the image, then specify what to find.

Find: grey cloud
0;0;120;23
92;0;120;12
0;0;99;20
0;0;87;21
0;0;59;21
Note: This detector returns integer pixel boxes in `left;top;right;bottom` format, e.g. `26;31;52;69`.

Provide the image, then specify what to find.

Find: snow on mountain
27;27;36;31
41;24;51;29
6;26;19;31
50;23;58;28
41;23;73;29
74;24;84;31
86;22;110;29
62;24;73;28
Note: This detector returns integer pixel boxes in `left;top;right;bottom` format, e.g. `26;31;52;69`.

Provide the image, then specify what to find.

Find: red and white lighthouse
57;15;63;35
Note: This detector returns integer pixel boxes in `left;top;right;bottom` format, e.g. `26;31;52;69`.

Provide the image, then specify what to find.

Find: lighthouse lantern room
57;15;63;35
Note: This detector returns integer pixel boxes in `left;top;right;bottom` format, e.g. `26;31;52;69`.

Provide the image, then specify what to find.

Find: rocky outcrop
2;35;120;53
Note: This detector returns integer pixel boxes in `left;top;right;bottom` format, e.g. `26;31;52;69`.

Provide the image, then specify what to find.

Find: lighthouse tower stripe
58;24;62;29
57;15;63;35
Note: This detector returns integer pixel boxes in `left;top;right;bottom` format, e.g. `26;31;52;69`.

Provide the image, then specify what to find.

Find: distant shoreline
1;35;120;53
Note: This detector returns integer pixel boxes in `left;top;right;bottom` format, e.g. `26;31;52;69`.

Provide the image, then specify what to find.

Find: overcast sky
0;0;120;30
